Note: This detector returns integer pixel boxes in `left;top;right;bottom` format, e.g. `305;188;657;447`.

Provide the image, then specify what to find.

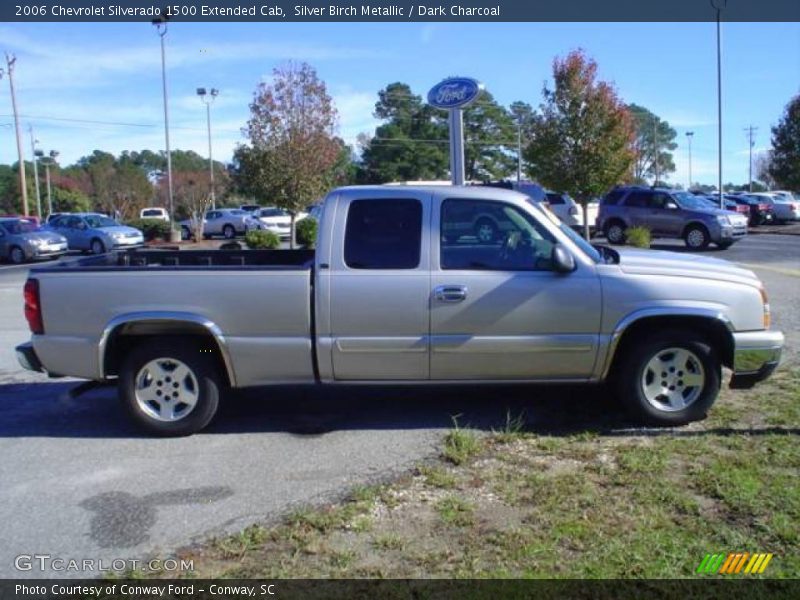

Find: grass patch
153;366;800;579
442;415;481;465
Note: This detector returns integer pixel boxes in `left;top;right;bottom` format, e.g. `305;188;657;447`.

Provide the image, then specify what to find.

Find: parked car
140;207;170;221
179;208;264;240
544;192;599;234
0;214;41;227
751;192;800;223
0;217;68;264
695;195;750;219
46;213;143;254
729;194;775;226
16;185;782;435
598;186;749;249
253;207;308;240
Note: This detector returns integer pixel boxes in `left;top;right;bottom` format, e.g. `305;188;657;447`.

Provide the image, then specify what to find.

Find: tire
474;218;498;244
684;225;710;250
604;221;626;245
118;338;222;436
222;224;236;240
9;245;26;264
614;330;721;426
90;238;106;255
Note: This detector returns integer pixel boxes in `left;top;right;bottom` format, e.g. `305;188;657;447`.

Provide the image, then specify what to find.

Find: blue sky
0;21;798;186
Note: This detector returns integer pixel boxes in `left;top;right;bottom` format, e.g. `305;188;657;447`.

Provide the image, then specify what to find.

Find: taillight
758;204;768;210
23;278;44;334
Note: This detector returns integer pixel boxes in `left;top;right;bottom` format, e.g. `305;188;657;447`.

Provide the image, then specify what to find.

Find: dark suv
597;186;749;250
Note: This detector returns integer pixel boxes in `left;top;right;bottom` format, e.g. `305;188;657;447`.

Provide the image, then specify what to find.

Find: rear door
327;193;431;380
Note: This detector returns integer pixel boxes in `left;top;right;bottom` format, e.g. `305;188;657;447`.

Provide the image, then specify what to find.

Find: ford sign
428;77;483;109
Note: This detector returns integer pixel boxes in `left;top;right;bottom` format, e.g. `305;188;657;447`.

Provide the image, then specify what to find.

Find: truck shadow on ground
0;380;798;439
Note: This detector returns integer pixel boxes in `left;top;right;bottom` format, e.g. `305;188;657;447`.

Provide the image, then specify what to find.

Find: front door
430;197;601;380
328;194;431;380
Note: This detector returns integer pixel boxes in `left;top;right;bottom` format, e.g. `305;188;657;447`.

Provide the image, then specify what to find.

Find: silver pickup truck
16;185;783;435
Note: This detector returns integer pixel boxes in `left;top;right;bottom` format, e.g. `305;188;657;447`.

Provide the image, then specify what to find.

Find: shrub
125;218;172;241
625;226;651;249
245;230;280;249
295;218;318;248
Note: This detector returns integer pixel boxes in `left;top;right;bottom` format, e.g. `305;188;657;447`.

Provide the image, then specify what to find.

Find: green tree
235;62;341;247
628;104;678;184
462;90;516;180
524;50;636;238
358;82;449;183
768;94;800;190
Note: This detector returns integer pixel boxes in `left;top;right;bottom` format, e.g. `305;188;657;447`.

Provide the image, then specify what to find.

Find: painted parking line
738;263;800;278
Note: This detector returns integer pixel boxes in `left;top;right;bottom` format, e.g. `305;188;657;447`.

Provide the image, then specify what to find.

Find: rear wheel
119;338;222;436
604;221;626;245
684;225;710;250
474;218;498;244
9;245;26;264
614;331;720;426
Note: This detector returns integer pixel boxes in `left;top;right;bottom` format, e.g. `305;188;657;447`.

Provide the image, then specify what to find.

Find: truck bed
36;248;315;271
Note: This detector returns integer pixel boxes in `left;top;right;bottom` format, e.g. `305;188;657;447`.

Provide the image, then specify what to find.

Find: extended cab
16;186;783;435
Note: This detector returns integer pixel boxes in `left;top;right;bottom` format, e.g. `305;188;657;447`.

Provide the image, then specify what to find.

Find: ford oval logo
428;77;483;109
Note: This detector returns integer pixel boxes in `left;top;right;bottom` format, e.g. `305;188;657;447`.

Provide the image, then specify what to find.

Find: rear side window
344;199;422;269
602;190;625;205
624;192;651;207
545;193;566;205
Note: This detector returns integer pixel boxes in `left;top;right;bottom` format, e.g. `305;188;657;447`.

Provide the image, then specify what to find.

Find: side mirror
551;244;576;274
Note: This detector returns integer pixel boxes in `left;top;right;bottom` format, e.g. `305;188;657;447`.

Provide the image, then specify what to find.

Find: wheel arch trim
98;311;236;386
600;307;734;380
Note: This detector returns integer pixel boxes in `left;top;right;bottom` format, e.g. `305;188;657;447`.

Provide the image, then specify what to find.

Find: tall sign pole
428;77;484;186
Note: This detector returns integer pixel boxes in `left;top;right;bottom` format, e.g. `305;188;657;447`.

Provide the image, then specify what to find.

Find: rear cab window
344;199;422;269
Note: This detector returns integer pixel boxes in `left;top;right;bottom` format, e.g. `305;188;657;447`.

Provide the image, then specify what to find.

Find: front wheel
604;221;626;245
119;338;222;436
9;245;26;264
684;225;710;250
614;331;720;426
90;238;106;255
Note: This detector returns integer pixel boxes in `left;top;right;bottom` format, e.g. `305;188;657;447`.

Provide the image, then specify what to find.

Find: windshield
1;220;39;234
674;192;715;210
84;215;118;228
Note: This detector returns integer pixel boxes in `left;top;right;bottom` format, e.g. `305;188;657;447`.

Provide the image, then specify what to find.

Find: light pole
152;15;174;220
685;131;694;190
2;54;30;216
516;116;522;184
29;126;42;218
712;0;726;208
37;150;58;217
197;87;219;209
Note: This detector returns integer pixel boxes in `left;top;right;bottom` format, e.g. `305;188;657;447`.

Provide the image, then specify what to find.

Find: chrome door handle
434;285;468;302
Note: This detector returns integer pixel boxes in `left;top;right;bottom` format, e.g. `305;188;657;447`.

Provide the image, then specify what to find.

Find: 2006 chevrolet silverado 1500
16;186;784;435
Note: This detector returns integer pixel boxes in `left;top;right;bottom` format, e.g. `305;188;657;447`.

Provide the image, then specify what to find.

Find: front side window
440;198;556;271
344;199;422;269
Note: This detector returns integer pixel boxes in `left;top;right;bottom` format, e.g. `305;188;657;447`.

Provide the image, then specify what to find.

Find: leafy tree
754;151;776;189
767;94;800;190
358;82;449;183
235;62;341;247
510;101;535;179
524;50;636;238
462;90;516;180
628;104;677;184
77;150;153;220
50;187;91;213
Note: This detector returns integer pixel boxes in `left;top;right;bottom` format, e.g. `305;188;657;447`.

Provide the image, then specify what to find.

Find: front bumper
16;342;44;373
112;239;144;248
730;330;784;389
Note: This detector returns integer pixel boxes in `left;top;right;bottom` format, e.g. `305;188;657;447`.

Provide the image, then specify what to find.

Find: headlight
29;239;45;247
716;215;730;225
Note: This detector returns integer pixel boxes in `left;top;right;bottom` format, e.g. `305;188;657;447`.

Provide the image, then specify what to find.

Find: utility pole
2;54;29;216
29;125;42;218
516;117;522;184
685;131;694;190
745;125;757;192
714;0;725;208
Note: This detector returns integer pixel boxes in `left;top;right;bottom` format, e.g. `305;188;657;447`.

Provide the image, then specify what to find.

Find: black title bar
4;0;800;22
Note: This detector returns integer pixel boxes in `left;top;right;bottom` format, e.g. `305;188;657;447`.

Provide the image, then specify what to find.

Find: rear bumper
730;330;784;389
16;342;44;373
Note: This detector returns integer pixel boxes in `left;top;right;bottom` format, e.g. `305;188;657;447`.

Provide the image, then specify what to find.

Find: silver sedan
179;208;265;240
0;218;68;264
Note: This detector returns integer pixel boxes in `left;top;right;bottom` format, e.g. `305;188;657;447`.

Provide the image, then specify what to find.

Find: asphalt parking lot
0;234;797;578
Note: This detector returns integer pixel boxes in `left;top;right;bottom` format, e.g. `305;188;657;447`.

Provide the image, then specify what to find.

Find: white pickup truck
17;185;783;435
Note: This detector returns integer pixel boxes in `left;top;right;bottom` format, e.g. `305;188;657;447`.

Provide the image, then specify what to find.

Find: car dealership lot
0;234;797;578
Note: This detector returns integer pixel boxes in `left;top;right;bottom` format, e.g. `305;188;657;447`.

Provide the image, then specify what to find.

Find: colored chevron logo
697;552;774;575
